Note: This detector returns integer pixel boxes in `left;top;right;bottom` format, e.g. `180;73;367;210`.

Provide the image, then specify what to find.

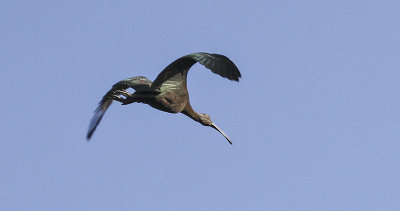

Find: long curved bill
211;123;232;145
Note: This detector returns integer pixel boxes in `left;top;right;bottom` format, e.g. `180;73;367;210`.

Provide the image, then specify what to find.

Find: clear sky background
1;0;399;210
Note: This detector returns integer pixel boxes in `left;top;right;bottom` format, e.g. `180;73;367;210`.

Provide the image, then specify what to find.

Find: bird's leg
113;90;132;98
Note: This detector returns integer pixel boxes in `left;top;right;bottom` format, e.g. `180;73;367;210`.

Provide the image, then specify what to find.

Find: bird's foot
108;90;133;104
110;95;125;103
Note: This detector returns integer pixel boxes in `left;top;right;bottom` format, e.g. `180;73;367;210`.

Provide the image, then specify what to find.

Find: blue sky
1;0;399;210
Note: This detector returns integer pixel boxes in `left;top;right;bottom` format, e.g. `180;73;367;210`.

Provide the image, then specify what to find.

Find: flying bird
87;52;241;144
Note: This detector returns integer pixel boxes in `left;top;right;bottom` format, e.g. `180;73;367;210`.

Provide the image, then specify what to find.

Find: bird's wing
151;52;241;90
87;76;154;140
111;76;154;92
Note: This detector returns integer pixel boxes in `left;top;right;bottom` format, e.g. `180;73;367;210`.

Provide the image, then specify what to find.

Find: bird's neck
181;103;201;123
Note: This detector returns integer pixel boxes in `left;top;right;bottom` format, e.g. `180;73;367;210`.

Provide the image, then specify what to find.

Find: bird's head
198;113;232;145
198;113;212;126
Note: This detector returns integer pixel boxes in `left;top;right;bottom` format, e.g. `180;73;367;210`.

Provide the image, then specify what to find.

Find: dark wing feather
151;52;241;89
87;76;154;140
190;53;241;81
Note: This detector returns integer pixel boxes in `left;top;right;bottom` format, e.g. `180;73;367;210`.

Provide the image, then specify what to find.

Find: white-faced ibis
87;52;241;144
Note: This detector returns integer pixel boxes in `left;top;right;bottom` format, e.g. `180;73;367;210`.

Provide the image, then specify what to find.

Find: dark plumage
87;52;241;144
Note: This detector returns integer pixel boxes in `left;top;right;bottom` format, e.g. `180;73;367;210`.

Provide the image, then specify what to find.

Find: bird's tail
86;98;113;140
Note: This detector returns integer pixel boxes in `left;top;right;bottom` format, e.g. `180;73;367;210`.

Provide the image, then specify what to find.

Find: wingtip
86;130;94;141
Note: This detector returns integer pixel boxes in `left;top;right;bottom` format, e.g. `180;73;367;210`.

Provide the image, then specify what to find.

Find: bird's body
125;82;189;114
87;52;241;144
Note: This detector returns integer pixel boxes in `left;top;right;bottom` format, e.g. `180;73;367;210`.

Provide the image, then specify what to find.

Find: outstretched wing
151;52;241;91
86;76;153;140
